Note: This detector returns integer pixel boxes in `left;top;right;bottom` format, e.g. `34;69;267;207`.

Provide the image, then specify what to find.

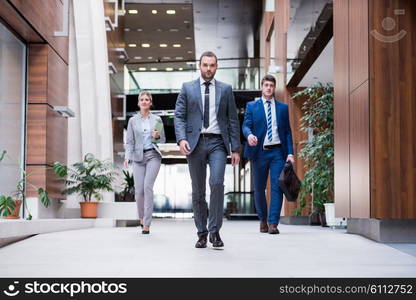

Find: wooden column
333;0;416;219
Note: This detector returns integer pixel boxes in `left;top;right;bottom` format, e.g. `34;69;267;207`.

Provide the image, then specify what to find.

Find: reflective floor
0;219;415;278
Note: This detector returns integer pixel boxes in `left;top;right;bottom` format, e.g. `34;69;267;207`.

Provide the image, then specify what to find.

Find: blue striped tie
266;101;273;141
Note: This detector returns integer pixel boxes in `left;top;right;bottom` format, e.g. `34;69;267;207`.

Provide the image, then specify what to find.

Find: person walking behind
242;75;294;234
174;51;241;248
124;91;166;234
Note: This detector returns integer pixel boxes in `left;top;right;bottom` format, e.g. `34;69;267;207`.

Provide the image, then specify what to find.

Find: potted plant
0;150;50;219
53;153;116;218
120;170;135;202
292;83;334;226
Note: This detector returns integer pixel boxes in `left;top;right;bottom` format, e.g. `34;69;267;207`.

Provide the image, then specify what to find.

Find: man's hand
124;159;129;169
286;155;295;164
179;140;191;155
247;134;258;146
231;152;240;166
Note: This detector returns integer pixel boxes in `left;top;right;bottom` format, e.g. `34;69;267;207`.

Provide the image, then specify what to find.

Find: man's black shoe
195;234;208;248
209;232;224;248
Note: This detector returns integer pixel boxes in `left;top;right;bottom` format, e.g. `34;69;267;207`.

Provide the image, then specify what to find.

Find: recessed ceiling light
186;61;195;65
134;56;142;59
128;9;138;14
124;28;130;31
187;50;193;54
152;10;158;14
185;37;192;40
166;10;176;14
157;29;163;32
159;44;167;48
170;28;179;32
173;44;181;48
139;67;146;71
128;43;137;47
151;68;158;71
141;43;150;48
148;56;153;59
175;56;183;60
163;56;171;60
166;67;173;71
179;67;183;71
137;28;143;32
184;20;190;23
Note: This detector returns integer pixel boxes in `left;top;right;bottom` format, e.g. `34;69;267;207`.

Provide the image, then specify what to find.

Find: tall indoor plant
53;153;116;218
292;83;334;222
0;150;50;219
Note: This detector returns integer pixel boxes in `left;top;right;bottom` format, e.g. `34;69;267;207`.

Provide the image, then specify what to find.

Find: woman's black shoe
142;230;150;234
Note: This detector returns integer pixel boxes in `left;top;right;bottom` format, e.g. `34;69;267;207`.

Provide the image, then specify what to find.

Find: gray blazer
125;112;166;162
174;78;240;154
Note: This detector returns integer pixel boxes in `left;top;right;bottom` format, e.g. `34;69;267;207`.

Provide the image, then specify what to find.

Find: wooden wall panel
275;0;289;100
8;0;68;63
26;105;47;165
27;166;64;199
333;0;351;217
284;88;310;216
26;105;67;198
369;0;416;218
350;81;370;218
28;45;48;103
349;0;369;92
0;0;43;42
47;46;68;106
46;106;68;166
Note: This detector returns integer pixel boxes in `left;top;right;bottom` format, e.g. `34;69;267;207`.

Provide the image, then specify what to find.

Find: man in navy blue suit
242;74;294;234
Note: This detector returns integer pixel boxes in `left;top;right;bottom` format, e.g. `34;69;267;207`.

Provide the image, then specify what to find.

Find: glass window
0;22;26;196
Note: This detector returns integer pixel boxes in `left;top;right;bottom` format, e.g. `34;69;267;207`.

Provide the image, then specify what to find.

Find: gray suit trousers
132;150;161;226
187;135;227;235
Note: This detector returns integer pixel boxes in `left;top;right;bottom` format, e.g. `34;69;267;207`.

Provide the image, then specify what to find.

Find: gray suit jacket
125;112;166;162
174;78;240;154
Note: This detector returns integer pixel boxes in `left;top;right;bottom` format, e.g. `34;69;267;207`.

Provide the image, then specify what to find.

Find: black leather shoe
195;234;207;248
209;232;224;248
268;224;280;234
142;230;149;234
260;220;268;233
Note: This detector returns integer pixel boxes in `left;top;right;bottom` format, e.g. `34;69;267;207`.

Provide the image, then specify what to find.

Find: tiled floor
0;219;415;277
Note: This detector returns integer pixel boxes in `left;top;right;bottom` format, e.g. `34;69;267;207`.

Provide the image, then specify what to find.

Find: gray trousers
132;150;161;226
187;135;227;236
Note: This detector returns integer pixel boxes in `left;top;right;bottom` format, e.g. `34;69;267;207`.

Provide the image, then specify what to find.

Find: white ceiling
298;37;333;86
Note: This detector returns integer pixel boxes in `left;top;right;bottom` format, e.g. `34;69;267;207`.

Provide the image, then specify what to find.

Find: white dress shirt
199;77;220;134
140;114;153;150
262;98;281;147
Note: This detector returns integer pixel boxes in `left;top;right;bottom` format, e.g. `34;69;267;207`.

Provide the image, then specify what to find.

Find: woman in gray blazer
124;91;166;234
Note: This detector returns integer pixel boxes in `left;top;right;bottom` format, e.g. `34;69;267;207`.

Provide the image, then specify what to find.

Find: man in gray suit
174;51;240;248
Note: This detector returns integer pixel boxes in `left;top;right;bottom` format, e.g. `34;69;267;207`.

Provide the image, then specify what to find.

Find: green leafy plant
121;170;135;201
292;83;334;216
53;153;116;202
0;150;51;219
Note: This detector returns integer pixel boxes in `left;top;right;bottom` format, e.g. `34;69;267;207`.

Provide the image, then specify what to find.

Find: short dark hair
199;51;217;64
261;74;276;86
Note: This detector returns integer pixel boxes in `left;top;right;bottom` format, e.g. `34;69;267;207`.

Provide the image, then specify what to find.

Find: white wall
67;0;115;208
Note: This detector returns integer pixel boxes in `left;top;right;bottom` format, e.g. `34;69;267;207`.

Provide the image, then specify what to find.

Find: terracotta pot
4;199;22;219
79;202;99;218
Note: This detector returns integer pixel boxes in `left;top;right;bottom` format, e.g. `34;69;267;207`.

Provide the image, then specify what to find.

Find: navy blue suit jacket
242;98;294;159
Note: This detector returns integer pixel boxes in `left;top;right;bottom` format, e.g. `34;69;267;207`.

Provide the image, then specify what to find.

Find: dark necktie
203;81;210;129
